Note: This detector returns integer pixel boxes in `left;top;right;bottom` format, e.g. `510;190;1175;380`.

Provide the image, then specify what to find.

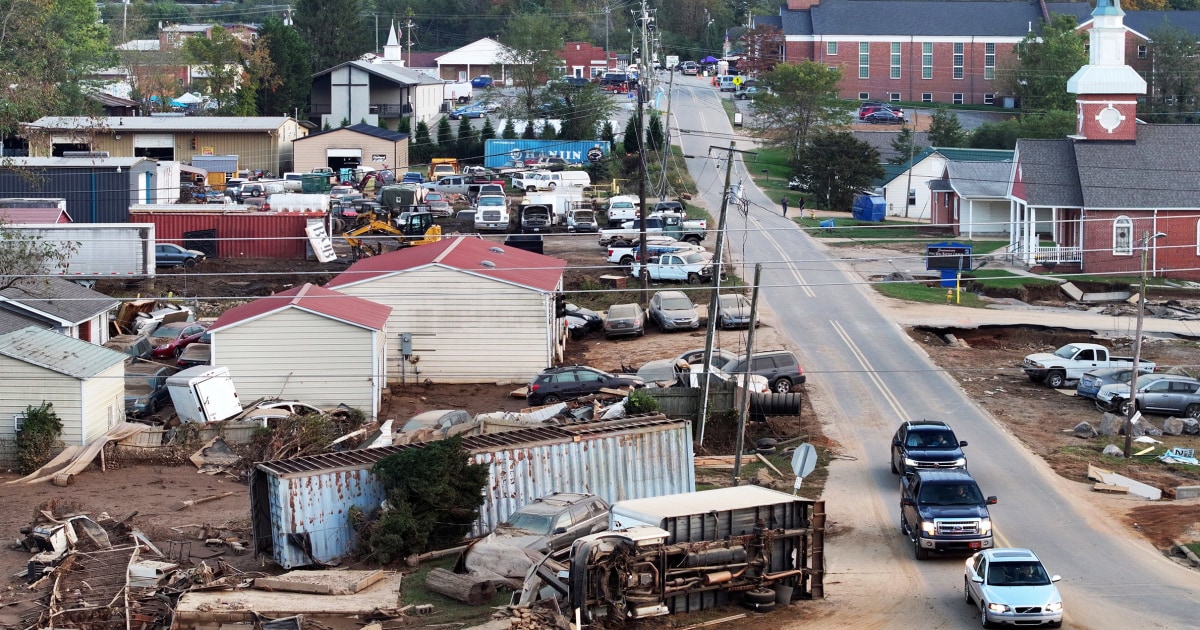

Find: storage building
293;123;409;174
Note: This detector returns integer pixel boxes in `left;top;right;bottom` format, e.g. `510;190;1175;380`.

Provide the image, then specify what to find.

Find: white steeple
382;21;404;65
1067;0;1145;96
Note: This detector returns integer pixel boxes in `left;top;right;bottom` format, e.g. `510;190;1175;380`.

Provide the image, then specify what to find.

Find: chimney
787;0;820;10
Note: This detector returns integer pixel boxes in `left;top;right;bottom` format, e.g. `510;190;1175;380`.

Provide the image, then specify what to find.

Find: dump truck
428;158;460;180
517;486;823;623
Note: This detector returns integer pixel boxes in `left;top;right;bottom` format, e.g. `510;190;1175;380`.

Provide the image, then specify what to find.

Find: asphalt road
666;73;1200;628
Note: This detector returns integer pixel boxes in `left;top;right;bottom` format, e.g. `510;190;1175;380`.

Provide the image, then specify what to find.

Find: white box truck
167;366;243;424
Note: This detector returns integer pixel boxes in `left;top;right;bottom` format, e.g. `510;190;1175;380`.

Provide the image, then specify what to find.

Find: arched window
1113;216;1133;256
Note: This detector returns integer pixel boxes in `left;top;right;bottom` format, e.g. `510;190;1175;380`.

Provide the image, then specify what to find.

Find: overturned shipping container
250;416;695;569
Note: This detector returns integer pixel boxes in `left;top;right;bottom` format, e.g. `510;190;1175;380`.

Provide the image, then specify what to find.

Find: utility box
167;366;242;424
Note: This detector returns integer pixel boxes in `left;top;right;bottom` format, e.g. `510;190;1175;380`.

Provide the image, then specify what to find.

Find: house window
890;92;901;102
858;92;870;100
922;42;933;79
1114;216;1133;255
922;92;933;102
13;414;26;432
984;43;996;80
859;42;870;79
1138;45;1148;59
891;42;902;79
953;93;964;104
984;93;995;105
908;189;917;206
953;42;964;79
829;66;838;71
827;41;838;55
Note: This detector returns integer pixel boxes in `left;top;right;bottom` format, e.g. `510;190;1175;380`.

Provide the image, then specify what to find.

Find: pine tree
436;117;454;152
888;127;925;165
623;115;641;154
256;17;313;117
293;0;371;72
601;121;616;147
398;117;411;134
501;119;518;139
480;119;496;142
927;107;967;148
521;120;537;139
455;116;475;159
540;122;558;140
411;120;433;164
646;112;665;152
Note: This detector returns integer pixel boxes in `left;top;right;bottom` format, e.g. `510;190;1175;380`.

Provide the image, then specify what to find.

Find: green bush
16;402;63;474
625;389;660;414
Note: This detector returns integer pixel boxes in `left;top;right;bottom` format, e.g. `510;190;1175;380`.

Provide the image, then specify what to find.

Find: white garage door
134;134;175;148
327;148;363;158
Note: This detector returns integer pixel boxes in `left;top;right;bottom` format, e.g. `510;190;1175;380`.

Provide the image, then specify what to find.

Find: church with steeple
1004;0;1200;281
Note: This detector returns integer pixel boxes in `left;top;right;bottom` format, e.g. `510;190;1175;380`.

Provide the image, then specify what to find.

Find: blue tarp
852;195;886;222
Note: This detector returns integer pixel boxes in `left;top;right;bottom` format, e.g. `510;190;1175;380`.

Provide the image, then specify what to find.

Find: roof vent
480;260;496;268
489;246;504;254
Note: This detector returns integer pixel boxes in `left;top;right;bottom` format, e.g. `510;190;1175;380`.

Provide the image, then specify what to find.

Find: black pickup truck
900;469;996;560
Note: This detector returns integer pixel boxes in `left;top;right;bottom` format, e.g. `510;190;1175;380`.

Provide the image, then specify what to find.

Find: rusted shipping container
130;206;325;259
249;416;695;569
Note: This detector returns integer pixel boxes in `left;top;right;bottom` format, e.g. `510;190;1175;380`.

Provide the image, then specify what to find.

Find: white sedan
965;548;1063;628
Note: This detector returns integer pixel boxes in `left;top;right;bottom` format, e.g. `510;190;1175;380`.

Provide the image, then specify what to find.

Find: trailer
517;487;824;625
167;366;243;424
3;223;155;279
444;81;473;104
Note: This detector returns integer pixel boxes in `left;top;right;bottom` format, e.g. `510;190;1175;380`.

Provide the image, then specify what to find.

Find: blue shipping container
484;139;610;168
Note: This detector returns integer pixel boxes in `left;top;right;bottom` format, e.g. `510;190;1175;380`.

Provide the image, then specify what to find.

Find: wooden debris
170;491;236;511
424;568;496;605
756;454;784;476
1093;483;1129;494
694;455;738;469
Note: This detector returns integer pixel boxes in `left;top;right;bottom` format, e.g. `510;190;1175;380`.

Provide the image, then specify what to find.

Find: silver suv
493;492;610;553
1096;374;1200;417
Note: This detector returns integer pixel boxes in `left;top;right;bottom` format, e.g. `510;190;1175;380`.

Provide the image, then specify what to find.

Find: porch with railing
1034;244;1082;264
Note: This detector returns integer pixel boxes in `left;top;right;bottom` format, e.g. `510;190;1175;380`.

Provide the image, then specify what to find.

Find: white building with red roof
325;236;568;384
209;283;392;417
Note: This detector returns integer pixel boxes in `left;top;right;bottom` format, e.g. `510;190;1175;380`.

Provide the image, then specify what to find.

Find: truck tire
1045;370;1066;389
619;255;634;266
750;393;802;417
743;587;775;612
548;182;557;189
913;535;929;560
687;272;701;285
685;235;701;245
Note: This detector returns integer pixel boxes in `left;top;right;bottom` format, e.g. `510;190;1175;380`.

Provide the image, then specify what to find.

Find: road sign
587;147;604;163
791;442;817;477
733;75;743;87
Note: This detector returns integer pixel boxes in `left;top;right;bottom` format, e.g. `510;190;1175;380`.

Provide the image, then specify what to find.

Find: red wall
131;210;324;260
1081;211;1200;282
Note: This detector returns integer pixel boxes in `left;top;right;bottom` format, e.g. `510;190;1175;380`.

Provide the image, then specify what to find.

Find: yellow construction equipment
342;210;442;260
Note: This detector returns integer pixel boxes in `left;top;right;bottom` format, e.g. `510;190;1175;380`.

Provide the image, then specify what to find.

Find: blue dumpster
852;195;886;222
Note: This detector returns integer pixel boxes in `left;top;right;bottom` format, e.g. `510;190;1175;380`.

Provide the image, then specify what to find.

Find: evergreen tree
436;117;454;152
256;17;313;117
799;131;884;211
455;116;475;159
601;121;616;147
501;119;518;139
623;115;642;154
521;120;537;139
398;117;411;134
293;0;371;72
480;118;497;143
411;120;433;164
888;127;925;165
540;122;558;139
927;107;967;148
646;112;665;152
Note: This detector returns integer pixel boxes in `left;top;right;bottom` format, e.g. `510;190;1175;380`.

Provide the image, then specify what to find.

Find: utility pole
697;142;757;446
406;19;416;68
1124;230;1167;457
636;0;652;304
375;14;380;52
732;263;763;486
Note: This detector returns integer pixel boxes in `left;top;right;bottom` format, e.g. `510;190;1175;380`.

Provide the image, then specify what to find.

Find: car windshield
719;295;746;309
921;483;983;505
661;297;693;310
504;510;554;534
906;430;956;449
1053;345;1081;359
988;561;1051;586
150;322;189;338
478;197;504;206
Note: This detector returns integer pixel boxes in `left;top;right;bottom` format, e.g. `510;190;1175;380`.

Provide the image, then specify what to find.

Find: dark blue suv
890;419;968;475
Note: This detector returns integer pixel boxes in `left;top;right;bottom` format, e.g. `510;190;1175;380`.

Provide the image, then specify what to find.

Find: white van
606;194;640;226
717;75;737;92
524;170;591;192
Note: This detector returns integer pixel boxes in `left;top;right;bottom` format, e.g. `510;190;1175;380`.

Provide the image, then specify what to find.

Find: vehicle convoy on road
890;420;968;475
900;469;996;560
965;548;1064;628
1021;342;1156;389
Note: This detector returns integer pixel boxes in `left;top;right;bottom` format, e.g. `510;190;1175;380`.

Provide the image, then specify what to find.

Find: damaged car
463;492;610;579
526;366;644;406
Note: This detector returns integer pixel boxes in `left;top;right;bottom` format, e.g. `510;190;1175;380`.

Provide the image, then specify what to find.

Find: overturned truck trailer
519;486;826;625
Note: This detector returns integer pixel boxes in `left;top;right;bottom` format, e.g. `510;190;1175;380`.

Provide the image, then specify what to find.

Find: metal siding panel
269;468;386;568
129;210;319;259
0;357;85;445
0;170;130;223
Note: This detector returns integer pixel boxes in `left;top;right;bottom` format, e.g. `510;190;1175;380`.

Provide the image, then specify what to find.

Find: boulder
1073;421;1098;439
1098;413;1124;436
1144;425;1163;437
1182;418;1200;435
1102;444;1125;458
1163;417;1185;436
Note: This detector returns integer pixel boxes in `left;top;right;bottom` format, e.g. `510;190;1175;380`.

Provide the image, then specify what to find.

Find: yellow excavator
342;210;442;260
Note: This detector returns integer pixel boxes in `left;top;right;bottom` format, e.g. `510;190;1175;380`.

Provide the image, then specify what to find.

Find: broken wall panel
252;416;695;568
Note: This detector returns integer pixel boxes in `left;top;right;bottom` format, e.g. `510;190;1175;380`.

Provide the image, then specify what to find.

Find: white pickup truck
1021;342;1157;389
630;251;716;285
606;238;704;266
598;213;707;246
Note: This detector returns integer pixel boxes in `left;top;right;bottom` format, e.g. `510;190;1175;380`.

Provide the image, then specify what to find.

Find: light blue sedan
449;104;488;119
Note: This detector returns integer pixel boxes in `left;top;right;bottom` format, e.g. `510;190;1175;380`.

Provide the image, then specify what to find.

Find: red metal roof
210;283;392;332
326;236;565;293
0;208;72;223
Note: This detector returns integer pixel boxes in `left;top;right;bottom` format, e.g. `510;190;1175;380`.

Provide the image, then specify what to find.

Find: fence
644;382;738;419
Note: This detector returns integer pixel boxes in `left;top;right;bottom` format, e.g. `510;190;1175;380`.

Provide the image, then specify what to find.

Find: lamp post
1123;230;1166;457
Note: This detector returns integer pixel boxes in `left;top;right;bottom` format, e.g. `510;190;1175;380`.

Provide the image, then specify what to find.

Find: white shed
879;147;1013;222
325;237;567;384
0;327;126;467
208;284;392;418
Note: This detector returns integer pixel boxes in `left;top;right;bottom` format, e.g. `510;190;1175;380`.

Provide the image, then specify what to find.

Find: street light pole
1123;230;1166;457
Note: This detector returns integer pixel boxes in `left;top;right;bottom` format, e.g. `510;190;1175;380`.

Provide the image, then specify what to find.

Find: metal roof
0;277;120;325
0;326;126;379
0;208;72;223
210;283;392;333
946;161;1013;198
4;157;152;169
256;415;679;476
191;155;239;173
612;485;804;519
435;38;513;65
314;60;444;87
326;236;566;294
298;122;409;144
28;116;294;132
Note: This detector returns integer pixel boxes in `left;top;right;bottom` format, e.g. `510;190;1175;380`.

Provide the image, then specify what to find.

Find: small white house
877;147;1013;221
325;237;567;384
208;283;392;418
0;327;127;467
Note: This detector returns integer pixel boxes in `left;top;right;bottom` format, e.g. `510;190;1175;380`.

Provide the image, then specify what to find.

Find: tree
754;61;849;167
623;114;642;154
397;117;411;134
15;402;63;475
501;119;518;139
646;111;665;153
888;127;925;165
738;25;784;76
410;120;433;165
968;111;1075;149
435;116;454;152
256;17;313;117
499;13;566;112
0;219;80;291
521;120;537;139
798;131;884;211
368;436;489;563
540;121;558;140
927;107;967;148
1003;14;1087;112
601;120;616;147
184;26;246;113
1144;23;1200;120
548;83;617;140
293;0;371;72
480;118;496;143
455;116;477;161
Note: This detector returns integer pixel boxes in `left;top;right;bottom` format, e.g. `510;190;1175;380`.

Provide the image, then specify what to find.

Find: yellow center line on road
748;214;816;298
830;319;910;423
